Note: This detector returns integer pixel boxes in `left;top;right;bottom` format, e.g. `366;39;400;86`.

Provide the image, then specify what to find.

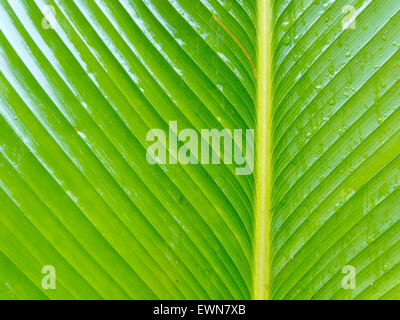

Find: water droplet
282;21;291;31
384;264;389;272
283;36;291;45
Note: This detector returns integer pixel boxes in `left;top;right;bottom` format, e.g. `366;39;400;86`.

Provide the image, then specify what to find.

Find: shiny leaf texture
0;0;399;300
271;0;400;299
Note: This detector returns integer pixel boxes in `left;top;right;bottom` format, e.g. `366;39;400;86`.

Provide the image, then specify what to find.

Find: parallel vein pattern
271;0;400;299
1;0;399;301
0;0;257;299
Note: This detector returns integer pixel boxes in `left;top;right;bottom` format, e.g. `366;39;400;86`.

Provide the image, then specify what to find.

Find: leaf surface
0;0;399;300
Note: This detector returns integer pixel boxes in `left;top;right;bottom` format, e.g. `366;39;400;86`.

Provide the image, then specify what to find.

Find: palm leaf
0;0;399;300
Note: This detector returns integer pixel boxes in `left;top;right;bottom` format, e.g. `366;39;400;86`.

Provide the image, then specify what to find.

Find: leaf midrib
253;0;273;300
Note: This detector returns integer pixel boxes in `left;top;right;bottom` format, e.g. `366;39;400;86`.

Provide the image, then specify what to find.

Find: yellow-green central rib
253;0;273;300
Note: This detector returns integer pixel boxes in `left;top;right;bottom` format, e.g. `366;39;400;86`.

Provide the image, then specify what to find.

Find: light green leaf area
271;0;400;300
0;0;399;300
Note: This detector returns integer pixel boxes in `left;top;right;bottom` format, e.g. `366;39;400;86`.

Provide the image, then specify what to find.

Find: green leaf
0;0;399;300
270;0;400;300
